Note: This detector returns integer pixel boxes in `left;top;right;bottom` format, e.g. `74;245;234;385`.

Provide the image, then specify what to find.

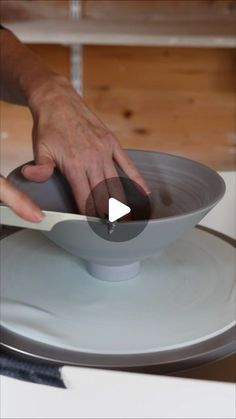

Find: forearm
0;28;57;106
0;27;150;219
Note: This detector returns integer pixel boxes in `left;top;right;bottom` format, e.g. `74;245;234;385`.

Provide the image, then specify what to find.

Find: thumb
22;155;55;182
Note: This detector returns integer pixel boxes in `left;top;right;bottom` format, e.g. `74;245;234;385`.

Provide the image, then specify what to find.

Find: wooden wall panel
83;0;236;22
1;43;235;174
0;0;69;22
83;45;236;170
1;0;235;24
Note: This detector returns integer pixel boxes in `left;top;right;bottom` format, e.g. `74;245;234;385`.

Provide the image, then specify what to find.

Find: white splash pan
1;227;235;370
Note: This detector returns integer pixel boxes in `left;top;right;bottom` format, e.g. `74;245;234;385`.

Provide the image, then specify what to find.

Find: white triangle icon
108;197;131;222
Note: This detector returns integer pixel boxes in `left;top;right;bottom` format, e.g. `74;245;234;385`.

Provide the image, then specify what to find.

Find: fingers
103;160;127;206
22;156;55;182
87;165;109;218
113;143;151;195
104;161;131;221
0;175;44;222
65;162;110;219
64;166;96;216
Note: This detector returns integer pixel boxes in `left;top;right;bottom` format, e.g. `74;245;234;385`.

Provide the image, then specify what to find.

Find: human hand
0;175;44;222
22;76;150;217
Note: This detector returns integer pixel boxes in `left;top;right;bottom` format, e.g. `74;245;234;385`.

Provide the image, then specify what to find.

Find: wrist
27;74;82;115
25;74;65;110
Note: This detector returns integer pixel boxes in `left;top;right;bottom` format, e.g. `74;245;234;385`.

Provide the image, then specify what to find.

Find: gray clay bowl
8;150;225;281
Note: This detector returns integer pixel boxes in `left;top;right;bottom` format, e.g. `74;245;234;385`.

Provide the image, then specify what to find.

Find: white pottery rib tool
0;205;100;232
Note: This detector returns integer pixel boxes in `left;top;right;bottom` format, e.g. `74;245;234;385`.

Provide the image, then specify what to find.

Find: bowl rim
8;150;226;226
121;148;226;225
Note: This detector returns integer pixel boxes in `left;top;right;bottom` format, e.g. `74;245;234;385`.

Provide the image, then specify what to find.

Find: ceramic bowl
8;150;225;281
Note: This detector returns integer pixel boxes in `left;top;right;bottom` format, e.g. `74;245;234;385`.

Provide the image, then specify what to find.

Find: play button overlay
108;198;131;222
86;176;151;242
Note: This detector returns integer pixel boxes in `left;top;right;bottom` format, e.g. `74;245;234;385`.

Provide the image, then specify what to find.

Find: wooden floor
175;354;236;383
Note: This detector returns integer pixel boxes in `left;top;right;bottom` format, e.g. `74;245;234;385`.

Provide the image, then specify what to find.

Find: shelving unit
4;18;236;48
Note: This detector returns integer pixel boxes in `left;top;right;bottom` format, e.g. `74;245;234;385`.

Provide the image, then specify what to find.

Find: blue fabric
0;349;66;388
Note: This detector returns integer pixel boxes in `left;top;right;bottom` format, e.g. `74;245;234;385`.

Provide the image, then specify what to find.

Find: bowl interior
7;150;225;221
132;151;225;219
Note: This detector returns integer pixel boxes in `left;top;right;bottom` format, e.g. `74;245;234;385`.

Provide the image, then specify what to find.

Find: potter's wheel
1;227;235;372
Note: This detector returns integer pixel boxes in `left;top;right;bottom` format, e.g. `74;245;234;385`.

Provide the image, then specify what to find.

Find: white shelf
4;18;236;48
